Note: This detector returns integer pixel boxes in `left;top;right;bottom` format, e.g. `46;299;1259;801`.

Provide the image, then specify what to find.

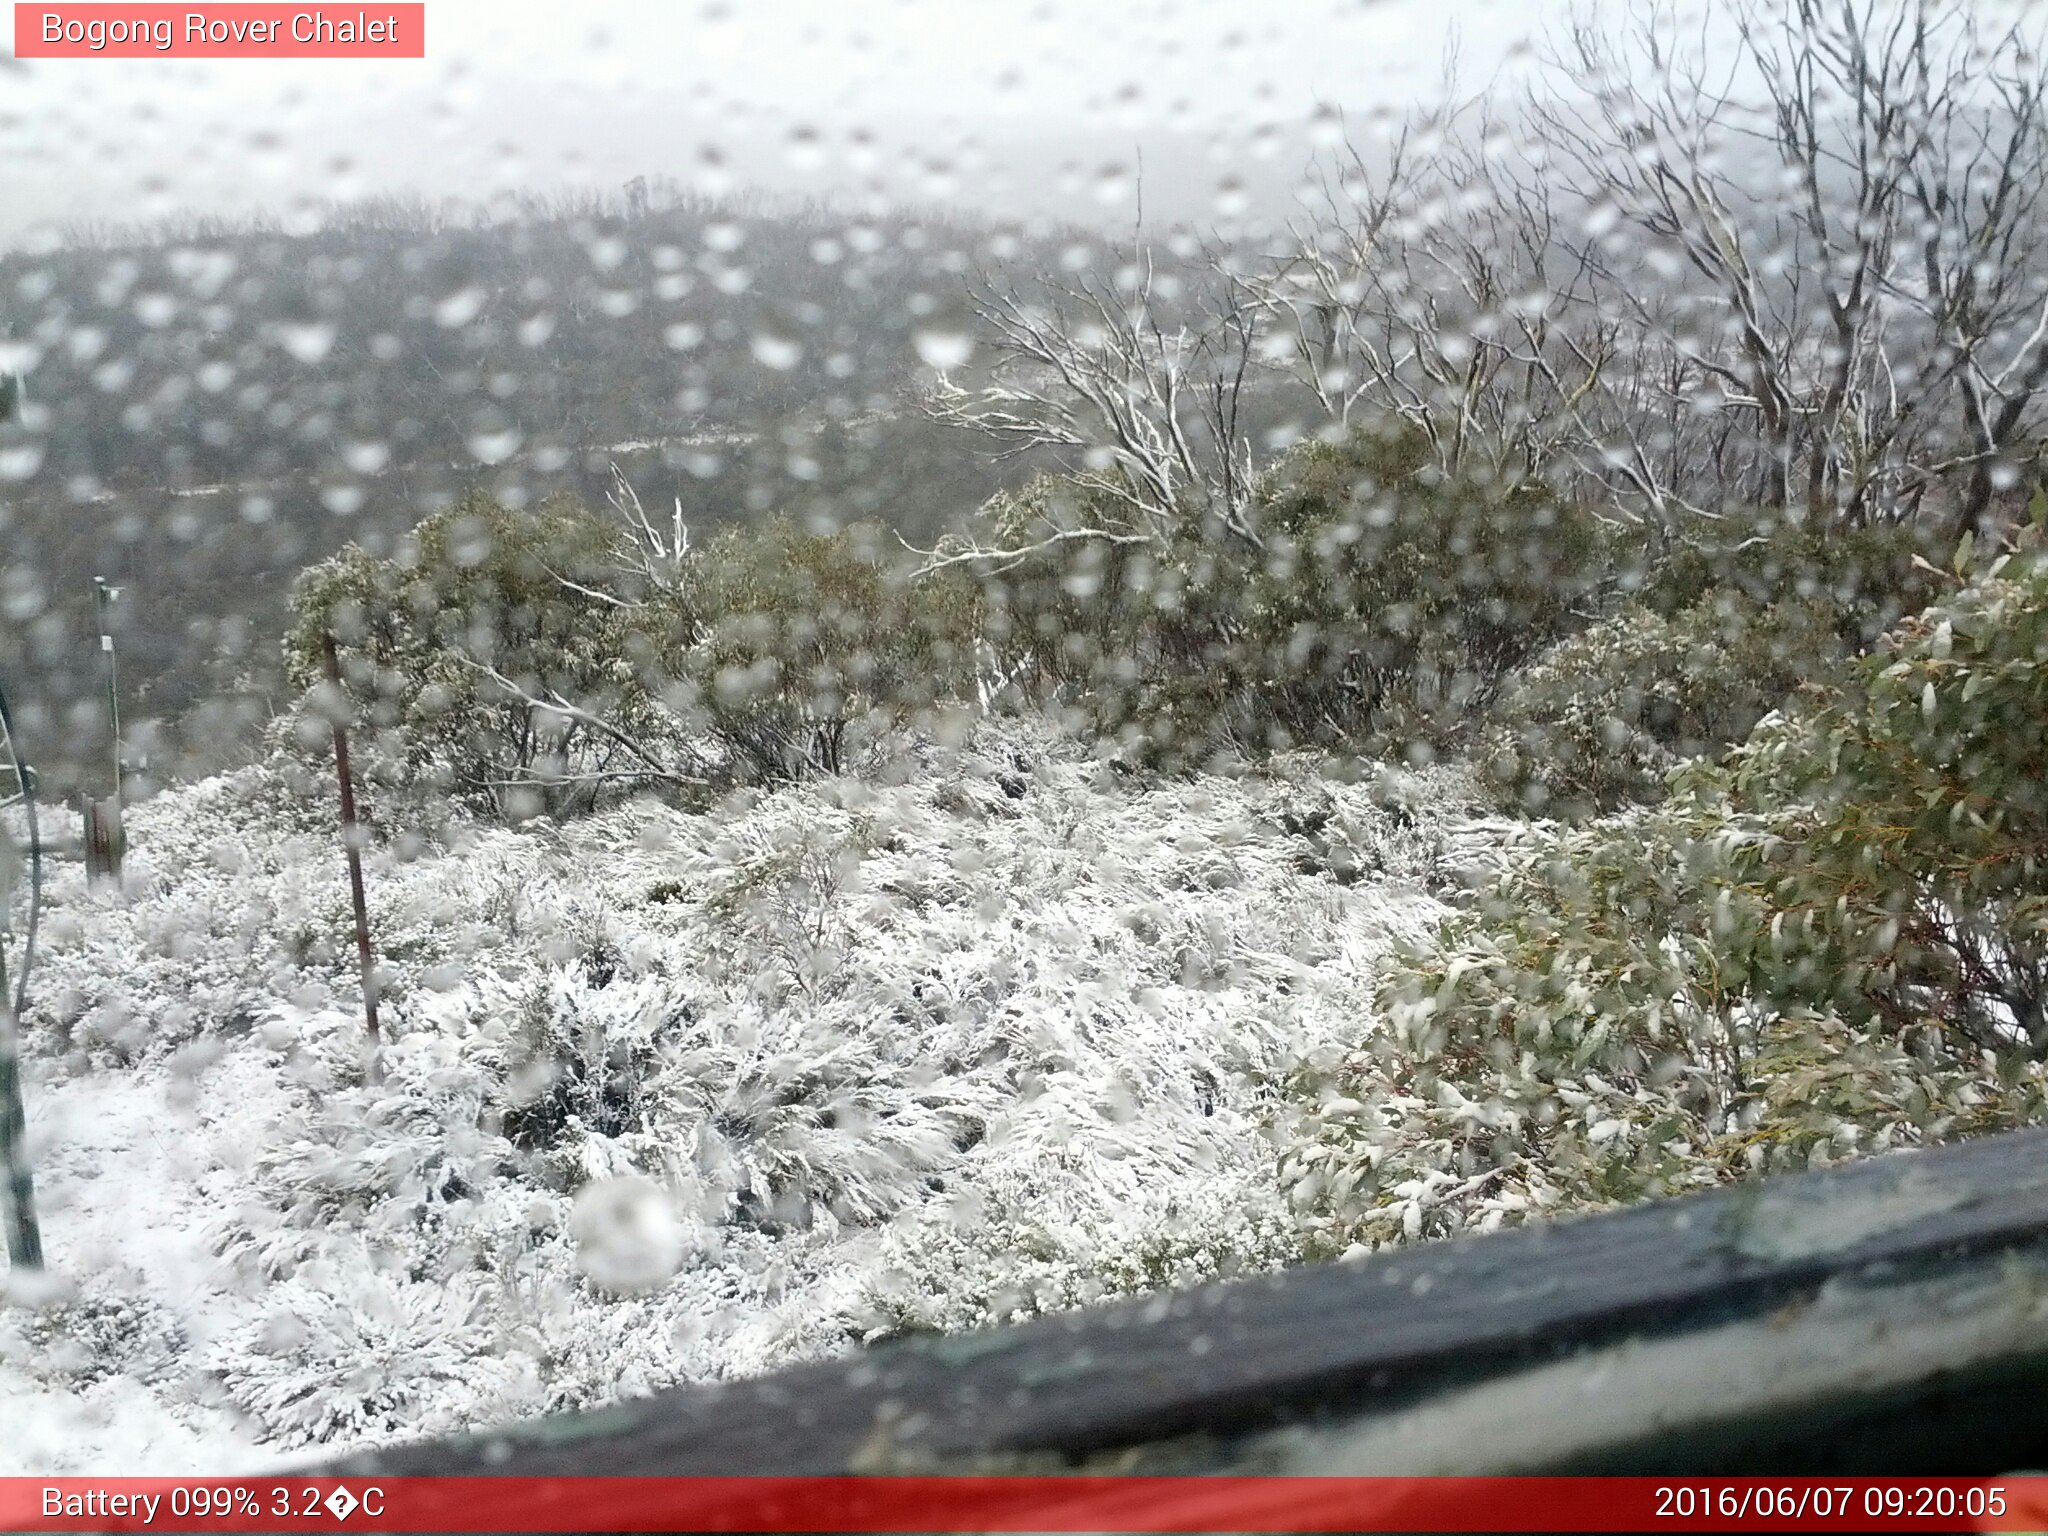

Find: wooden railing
332;1125;2048;1478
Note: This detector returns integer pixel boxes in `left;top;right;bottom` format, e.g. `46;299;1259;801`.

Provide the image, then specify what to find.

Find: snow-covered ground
1;721;1491;1472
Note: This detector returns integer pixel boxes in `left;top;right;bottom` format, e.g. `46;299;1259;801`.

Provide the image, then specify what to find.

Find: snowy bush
11;714;1486;1459
4;1291;187;1390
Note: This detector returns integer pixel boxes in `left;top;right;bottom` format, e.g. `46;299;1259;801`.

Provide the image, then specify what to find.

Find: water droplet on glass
786;124;824;171
572;1176;685;1295
274;322;336;364
751;332;802;370
436;286;486;328
913;327;974;370
0;444;45;481
342;441;390;475
468;427;524;465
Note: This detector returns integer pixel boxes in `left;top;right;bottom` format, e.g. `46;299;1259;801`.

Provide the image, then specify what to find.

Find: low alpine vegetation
1283;534;2048;1251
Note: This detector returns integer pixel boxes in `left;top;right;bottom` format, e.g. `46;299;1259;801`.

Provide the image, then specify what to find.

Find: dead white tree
1251;112;1651;513
920;256;1268;568
1536;0;2048;533
1240;1;2047;544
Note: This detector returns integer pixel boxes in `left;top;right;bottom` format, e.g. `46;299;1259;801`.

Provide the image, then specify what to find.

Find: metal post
320;633;381;1057
88;578;125;879
0;673;44;1272
0;951;42;1272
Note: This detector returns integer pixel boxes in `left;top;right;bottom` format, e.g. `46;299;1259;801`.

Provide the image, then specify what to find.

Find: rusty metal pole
320;633;381;1058
86;578;126;882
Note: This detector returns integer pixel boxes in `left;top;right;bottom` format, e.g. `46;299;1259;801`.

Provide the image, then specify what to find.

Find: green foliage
286;492;645;818
1282;540;2048;1251
977;428;1609;766
284;495;978;819
1724;543;2048;1050
1473;509;1948;819
685;520;981;781
1477;595;1843;817
1638;508;1945;647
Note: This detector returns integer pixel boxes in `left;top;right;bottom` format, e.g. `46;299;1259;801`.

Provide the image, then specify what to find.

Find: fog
0;0;1557;244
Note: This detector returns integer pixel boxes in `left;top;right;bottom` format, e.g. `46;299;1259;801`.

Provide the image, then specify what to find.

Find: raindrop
343;441;390;475
274;322;336;365
786;124;824;171
436;286;486;328
0;444;45;481
468;427;524;465
751;331;802;370
448;515;493;567
571;1176;685;1295
913;327;974;370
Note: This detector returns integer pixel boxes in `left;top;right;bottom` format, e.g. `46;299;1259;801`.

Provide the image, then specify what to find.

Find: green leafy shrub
285;492;667;818
683;519;981;781
1474;508;1951;819
1281;538;2048;1253
1476;595;1842;817
284;496;978;818
1638;508;1946;647
976;428;1609;766
1725;547;2048;1050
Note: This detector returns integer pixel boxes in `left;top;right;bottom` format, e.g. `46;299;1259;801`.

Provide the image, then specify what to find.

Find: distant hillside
0;188;1113;790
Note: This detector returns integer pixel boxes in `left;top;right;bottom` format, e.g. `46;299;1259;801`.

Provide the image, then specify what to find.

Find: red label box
14;4;424;57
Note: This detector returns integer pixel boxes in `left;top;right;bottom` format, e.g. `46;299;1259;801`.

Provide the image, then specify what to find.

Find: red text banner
14;5;424;58
2;1476;2046;1533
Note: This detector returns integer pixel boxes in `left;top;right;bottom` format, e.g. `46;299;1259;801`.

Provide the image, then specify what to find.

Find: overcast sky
0;0;1562;244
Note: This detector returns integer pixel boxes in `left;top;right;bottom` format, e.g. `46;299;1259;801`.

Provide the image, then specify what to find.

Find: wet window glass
2;0;2045;1489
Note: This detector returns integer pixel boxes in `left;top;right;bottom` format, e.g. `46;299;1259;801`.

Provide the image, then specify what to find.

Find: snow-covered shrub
5;1291;187;1390
205;1267;545;1447
1476;595;1841;817
21;765;358;1068
20;711;1507;1458
1282;539;2048;1252
501;973;686;1153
